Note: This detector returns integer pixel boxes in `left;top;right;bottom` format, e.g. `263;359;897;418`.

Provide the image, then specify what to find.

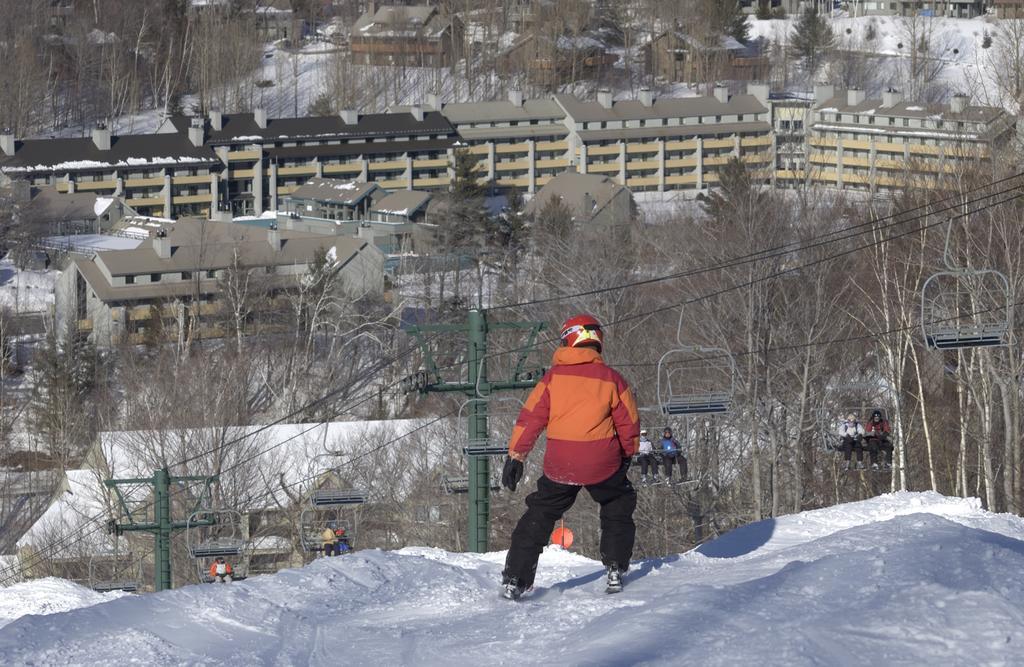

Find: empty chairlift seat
657;346;736;417
921;222;1011;351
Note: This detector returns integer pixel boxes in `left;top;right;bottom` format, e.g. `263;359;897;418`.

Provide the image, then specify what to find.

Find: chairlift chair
187;509;249;582
457;397;523;457
88;539;142;593
656;308;737;417
298;483;366;553
921;220;1011;350
441;473;500;495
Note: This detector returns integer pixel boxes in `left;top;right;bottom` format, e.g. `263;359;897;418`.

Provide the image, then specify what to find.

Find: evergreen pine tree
728;2;750;44
791;6;835;78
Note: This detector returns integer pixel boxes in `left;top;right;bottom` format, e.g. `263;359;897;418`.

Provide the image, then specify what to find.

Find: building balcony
586;162;620;173
626;143;659;155
368;160;407;171
626;176;660;187
126;196;165;207
536;140;568;152
413;158;449;169
231;169;256;179
535;158;569;169
378;178;409;189
278;165;318;176
704;138;735;150
665;157;698;168
413;177;450;187
172;193;214;205
586;145;620;156
494;176;530;188
172;174;211;185
74;180;118;192
228;150;261;161
495;160;531;171
665;174;699;186
740;136;772;148
322;163;363;175
124;176;165;188
495;142;530;154
665;140;698;151
626;160;659;171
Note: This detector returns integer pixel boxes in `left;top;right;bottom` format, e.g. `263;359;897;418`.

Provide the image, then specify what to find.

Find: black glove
502;457;524;491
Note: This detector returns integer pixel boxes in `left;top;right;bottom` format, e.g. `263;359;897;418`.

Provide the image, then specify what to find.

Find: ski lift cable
489;171;1024;313
15;182;1021;584
473;184;1024;368
1;406;460;588
12;182;1024;583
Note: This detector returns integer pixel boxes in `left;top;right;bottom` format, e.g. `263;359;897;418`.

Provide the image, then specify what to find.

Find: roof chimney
847;88;866;106
638;88;654;107
268;222;282;251
410;104;424;122
153;228;171;259
508;89;524;107
950;93;968;114
0;128;13;157
254;108;267;129
713;85;729;104
425;93;439;111
188;117;205;147
882;88;901;108
814;83;835;105
747;83;769;106
597;89;613;109
209;108;223;131
92;121;111;151
340;109;359;124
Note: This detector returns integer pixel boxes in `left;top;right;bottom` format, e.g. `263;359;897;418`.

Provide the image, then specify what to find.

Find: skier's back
500;314;640;599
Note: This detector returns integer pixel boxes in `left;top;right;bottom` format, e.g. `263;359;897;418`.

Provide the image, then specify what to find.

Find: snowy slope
0;578;125;630
3;492;1024;665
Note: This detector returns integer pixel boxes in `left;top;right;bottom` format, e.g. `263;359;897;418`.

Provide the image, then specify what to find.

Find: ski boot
883;462;892;470
605;564;625;594
639;476;648;485
845;461;853;471
651;475;660;485
501;576;528;601
871;463;879;471
855;461;866;470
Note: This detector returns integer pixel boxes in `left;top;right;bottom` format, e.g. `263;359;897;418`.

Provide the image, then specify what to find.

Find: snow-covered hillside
3;492;1024;665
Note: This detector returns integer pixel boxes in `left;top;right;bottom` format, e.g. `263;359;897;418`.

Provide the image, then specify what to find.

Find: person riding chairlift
837;413;866;470
864;409;893;470
209;556;233;583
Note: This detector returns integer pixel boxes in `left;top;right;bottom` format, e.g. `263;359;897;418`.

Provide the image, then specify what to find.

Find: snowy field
2;492;1024;664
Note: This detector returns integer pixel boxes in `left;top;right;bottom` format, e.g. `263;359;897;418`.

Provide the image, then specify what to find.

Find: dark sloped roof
285;178;379;205
264;138;454;160
170;111;455;145
0;133;218;172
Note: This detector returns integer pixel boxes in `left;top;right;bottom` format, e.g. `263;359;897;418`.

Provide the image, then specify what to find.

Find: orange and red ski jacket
209;562;233;577
508;346;640;485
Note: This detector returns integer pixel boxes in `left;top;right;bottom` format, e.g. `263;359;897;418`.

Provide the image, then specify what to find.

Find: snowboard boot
856;461;865;470
501;576;527;601
605;564;625;594
651;475;660;485
883;461;892;470
871;463;879;471
640;476;648;485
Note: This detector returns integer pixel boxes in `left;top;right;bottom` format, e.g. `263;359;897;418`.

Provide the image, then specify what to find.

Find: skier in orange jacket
209;557;233;583
500;314;640;599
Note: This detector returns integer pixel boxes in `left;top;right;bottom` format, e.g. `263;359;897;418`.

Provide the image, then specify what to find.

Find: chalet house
500;33;618;87
54;218;384;348
349;5;462;67
896;0;984;16
646;31;768;85
524;171;635;235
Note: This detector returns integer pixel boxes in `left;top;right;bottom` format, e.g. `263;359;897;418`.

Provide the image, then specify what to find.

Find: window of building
206;270;217;279
150;273;161;283
125;275;135;285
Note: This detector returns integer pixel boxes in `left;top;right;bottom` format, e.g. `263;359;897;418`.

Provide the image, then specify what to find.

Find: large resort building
0;85;1015;219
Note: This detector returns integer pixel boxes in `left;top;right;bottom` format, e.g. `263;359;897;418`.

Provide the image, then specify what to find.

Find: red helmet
559;314;603;352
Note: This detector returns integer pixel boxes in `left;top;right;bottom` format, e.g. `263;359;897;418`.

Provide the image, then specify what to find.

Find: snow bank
0;578;125;630
3;492;1024;665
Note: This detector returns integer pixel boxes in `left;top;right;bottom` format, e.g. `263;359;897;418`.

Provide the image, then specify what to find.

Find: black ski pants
323;543;336;557
637;453;658;476
840;436;863;462
662;452;687;480
503;461;636;590
865;436;893;464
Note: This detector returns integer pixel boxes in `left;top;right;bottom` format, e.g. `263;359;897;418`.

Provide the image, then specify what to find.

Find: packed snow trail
3;492;1024;665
